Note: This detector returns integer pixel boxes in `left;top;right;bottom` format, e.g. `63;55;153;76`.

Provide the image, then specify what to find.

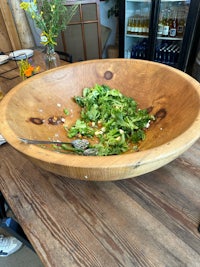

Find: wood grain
0;0;21;51
0;8;13;52
0;140;199;267
9;0;35;48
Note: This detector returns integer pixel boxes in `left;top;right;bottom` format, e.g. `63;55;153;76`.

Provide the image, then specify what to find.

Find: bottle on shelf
142;7;149;36
131;16;137;34
162;8;170;37
134;10;141;35
155;41;180;66
137;16;142;35
157;10;164;36
127;17;132;34
145;15;149;35
126;6;150;36
143;15;149;35
177;11;185;37
130;39;148;60
141;17;146;35
169;11;178;37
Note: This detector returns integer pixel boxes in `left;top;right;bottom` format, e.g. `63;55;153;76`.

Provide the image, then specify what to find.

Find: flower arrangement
20;0;78;47
18;59;40;80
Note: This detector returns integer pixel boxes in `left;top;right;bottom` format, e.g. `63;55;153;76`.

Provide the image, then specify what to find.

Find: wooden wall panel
0;0;21;51
9;0;35;48
0;9;13;52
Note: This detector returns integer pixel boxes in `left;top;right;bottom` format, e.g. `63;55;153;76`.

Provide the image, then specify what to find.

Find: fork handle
19;138;71;145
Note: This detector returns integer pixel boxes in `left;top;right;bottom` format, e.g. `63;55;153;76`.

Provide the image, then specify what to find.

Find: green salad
63;84;154;156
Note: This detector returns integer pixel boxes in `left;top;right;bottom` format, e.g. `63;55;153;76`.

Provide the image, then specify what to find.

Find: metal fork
19;137;98;156
19;137;72;145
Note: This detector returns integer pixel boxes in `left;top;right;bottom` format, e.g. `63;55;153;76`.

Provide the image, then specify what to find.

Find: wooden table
0;139;199;266
0;49;68;94
0;56;200;266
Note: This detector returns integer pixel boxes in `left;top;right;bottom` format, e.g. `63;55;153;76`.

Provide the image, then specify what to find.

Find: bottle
177;11;185;37
157;10;164;36
162;9;170;37
170;44;179;65
143;16;148;35
130;17;136;34
141;17;145;35
169;11;177;37
166;44;174;64
145;14;149;35
127;17;132;34
126;49;131;58
137;16;143;35
134;10;140;35
146;16;149;35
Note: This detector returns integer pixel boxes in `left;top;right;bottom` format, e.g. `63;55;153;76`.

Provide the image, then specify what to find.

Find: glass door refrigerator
118;0;200;74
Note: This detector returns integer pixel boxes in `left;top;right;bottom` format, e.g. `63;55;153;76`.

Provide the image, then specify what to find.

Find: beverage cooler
118;0;200;74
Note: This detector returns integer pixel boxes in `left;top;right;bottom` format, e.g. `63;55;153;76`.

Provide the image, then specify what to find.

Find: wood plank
0;9;12;51
9;0;35;48
0;0;21;50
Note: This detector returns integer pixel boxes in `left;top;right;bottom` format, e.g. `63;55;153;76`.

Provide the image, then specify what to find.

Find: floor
0;207;44;266
0;237;44;267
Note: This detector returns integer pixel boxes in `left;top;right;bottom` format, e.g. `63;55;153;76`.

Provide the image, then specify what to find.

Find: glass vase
44;44;60;70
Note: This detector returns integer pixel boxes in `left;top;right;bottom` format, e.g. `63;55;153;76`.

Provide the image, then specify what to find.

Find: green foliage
20;0;78;46
66;84;155;156
105;0;120;18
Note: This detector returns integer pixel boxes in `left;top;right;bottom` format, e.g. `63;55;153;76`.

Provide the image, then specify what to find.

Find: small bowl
1;59;200;181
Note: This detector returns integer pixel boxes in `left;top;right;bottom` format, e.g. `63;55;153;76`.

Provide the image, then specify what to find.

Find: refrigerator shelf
157;36;183;41
120;0;200;72
126;34;183;41
126;34;149;38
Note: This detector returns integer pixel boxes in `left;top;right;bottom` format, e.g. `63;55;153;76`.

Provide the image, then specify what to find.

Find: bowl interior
3;59;200;149
1;59;200;180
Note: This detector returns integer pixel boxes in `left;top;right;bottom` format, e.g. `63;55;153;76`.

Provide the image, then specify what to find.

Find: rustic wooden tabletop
0;137;200;267
0;49;67;94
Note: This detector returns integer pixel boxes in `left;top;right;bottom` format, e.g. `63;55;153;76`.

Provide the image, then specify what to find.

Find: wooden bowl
1;59;200;181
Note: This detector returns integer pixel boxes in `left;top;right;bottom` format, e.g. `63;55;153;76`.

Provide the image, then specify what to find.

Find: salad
61;84;155;156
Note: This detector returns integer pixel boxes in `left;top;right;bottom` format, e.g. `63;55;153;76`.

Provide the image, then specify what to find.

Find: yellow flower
34;66;40;73
20;0;78;46
19;3;30;11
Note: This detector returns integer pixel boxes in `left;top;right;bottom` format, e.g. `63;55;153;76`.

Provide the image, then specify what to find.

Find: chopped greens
64;84;154;156
63;108;70;115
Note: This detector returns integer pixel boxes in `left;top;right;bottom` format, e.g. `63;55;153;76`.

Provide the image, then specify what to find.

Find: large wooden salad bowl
1;59;200;181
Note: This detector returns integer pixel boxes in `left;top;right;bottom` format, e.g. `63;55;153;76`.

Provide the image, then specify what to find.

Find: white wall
100;0;118;57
